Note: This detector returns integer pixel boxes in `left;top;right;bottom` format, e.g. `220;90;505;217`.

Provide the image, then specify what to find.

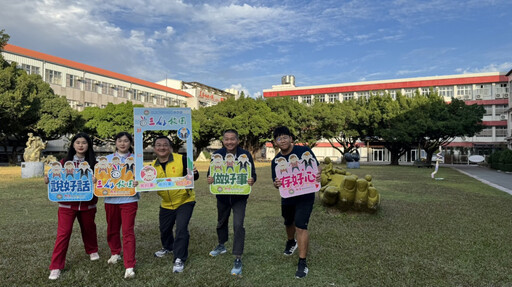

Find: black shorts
281;194;314;230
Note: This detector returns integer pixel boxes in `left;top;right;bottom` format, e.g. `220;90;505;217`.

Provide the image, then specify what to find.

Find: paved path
451;165;512;195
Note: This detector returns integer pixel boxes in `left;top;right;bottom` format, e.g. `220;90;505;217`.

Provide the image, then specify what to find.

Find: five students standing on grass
44;126;319;280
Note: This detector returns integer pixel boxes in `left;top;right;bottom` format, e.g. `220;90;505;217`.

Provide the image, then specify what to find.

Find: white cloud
456;62;512;74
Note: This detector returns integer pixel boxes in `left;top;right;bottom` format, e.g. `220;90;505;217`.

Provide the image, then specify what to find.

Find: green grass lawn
1;163;512;287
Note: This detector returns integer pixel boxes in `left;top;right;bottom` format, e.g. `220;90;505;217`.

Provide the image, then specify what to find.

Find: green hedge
488;149;512;172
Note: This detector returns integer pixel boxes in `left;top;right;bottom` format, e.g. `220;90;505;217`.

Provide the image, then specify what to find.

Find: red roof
3;44;192;98
263;75;509;98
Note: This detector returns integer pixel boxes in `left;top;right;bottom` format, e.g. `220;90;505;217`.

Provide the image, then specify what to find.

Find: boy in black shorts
271;126;321;279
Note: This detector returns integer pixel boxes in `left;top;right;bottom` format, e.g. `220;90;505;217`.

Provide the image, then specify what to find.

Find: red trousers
105;202;138;268
49;207;98;270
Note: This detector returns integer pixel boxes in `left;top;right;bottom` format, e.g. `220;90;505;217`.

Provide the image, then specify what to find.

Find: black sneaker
295;260;308;279
283;239;297;256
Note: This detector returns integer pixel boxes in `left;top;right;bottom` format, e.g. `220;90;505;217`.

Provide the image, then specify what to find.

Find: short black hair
153;135;172;146
223;129;239;140
273;126;293;139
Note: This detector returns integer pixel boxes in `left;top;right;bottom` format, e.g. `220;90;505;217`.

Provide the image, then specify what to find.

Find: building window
45;69;62;85
316;95;326;103
420;88;430;96
343;93;354;101
358;91;369;100
291;96;298;102
67;99;79;109
388;90;397;99
84;78;93;91
66;74;80;88
22;64;40;75
404;89;416;98
474;84;490;99
302;95;312;105
495;104;508;116
457;85;472;100
84;102;96;107
484;105;492;116
476;128;492;137
438;86;453;97
328;93;338;103
495;127;507;137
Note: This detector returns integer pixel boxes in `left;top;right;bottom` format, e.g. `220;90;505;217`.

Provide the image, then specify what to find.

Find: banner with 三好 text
134;108;194;192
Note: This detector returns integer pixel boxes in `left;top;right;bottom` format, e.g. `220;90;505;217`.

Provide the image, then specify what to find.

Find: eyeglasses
276;136;290;142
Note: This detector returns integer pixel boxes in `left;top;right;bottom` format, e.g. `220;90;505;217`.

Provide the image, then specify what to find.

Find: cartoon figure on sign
225;153;235;172
111;156;121;170
125;156;135;174
303;151;315;170
212;154;223;172
64;161;75;179
49;162;63;179
78;161;91;179
96;156;109;174
178;127;189;140
275;157;288;175
238;154;249;173
289;154;300;172
141;165;157;182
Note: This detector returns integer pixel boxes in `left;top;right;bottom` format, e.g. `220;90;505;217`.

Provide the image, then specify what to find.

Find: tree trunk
389;151;400;165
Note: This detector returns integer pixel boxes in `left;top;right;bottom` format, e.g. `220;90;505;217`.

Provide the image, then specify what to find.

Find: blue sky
1;0;511;97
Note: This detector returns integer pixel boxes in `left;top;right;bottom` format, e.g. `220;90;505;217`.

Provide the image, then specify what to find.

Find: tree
370;93;415;165
314;100;359;158
202;96;277;158
0;29;10;65
414;95;485;164
192;107;217;159
81;101;142;145
0;62;81;163
265;97;317;147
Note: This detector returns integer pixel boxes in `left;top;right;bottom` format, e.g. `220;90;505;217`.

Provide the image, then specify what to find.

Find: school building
263;72;512;163
0;44;235;161
1;44;234;111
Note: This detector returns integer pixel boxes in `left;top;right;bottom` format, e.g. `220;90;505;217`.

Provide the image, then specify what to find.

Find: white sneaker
48;269;61;280
173;258;184;273
124;268;135;279
90;252;100;261
108;254;121;264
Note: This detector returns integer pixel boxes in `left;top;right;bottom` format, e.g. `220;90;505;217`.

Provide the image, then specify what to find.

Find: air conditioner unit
463;95;470;100
496;94;501;98
500;114;508;120
475;95;482;99
504;93;509;98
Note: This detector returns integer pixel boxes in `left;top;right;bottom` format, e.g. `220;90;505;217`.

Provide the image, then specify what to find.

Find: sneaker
283;239;297;256
230;258;242;276
209;244;227;257
48;269;61;280
295;260;308;279
108;254;121;264
173;258;184;273
154;248;172;258
124;268;135;279
90;252;100;261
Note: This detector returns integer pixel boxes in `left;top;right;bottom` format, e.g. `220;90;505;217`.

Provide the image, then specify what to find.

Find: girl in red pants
103;132;139;279
44;132;99;280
